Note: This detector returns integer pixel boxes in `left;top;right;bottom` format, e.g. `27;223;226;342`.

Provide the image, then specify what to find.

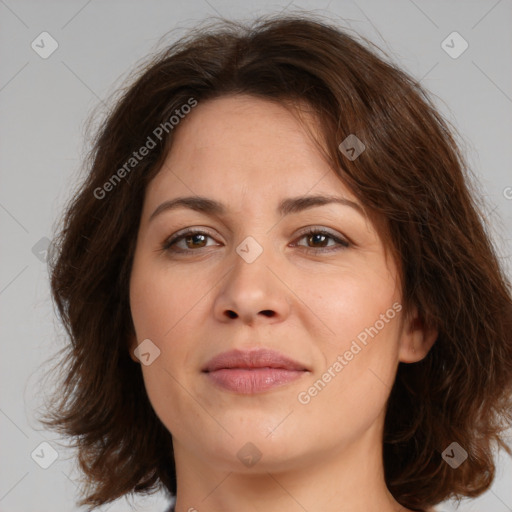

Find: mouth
202;348;309;394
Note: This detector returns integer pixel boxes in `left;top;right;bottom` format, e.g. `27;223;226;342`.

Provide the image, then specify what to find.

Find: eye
292;227;350;252
161;229;219;253
161;226;350;255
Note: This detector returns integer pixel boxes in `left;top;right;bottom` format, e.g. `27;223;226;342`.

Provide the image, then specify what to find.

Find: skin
129;94;438;512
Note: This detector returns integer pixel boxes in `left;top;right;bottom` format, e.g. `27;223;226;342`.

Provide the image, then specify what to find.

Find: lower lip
205;368;306;394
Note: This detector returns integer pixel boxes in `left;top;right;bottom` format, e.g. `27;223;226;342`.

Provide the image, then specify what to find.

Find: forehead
145;94;357;208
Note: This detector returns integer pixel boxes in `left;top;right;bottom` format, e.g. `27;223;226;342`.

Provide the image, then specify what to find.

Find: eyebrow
148;194;364;222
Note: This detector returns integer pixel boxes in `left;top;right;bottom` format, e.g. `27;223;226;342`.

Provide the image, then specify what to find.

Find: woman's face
129;94;427;475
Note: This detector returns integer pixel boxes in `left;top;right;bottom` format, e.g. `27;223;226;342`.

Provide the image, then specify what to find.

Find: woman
42;13;512;512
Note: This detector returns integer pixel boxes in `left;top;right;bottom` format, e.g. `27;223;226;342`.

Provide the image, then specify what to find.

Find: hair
41;12;512;512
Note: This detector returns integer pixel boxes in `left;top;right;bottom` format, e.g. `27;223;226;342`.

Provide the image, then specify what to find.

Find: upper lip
202;348;309;372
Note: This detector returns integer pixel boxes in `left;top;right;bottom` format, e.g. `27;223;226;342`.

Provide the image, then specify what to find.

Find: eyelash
161;227;350;254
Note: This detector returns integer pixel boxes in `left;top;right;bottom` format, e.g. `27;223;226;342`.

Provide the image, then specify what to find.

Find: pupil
187;234;206;248
310;234;326;247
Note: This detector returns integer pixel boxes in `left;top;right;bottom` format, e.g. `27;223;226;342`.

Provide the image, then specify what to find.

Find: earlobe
399;306;438;363
128;335;140;364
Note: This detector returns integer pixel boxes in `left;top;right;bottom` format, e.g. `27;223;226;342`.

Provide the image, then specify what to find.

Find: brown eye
293;228;350;252
306;233;330;248
183;233;208;249
162;230;218;252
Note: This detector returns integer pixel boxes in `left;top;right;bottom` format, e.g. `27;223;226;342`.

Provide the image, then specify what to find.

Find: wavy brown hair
41;12;512;511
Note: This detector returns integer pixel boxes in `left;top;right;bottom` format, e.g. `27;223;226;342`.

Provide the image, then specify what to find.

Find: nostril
226;310;237;319
260;310;275;317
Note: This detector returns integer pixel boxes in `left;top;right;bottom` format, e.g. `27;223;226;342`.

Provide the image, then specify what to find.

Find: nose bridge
213;231;290;324
229;232;277;301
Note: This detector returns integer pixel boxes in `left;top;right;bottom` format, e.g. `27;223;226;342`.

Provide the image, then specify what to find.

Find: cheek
130;274;196;433
129;261;203;401
302;266;401;398
130;262;199;341
296;286;401;440
303;265;400;344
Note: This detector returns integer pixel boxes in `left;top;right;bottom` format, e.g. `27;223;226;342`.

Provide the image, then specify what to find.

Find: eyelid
294;225;348;240
291;226;351;248
161;226;220;250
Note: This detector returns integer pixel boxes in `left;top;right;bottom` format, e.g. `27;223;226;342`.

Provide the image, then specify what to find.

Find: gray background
1;0;511;511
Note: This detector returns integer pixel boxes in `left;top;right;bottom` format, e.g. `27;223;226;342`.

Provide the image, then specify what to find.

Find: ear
128;334;140;364
398;305;438;363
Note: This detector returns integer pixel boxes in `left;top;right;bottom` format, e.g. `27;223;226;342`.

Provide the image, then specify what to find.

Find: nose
212;246;292;326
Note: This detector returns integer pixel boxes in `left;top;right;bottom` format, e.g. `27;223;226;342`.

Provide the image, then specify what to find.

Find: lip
202;348;310;394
